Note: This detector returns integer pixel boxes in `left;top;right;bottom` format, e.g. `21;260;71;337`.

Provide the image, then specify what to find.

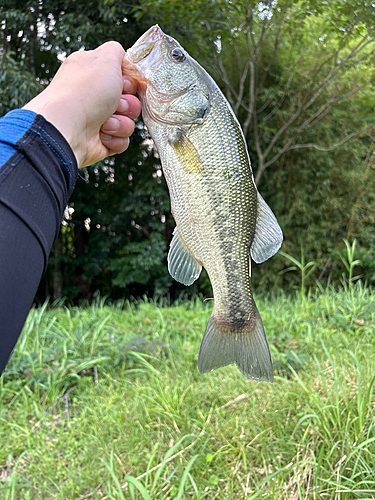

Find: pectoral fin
169;129;204;175
250;192;283;264
168;228;202;285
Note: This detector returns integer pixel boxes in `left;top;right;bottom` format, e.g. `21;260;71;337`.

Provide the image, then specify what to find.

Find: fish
124;25;283;382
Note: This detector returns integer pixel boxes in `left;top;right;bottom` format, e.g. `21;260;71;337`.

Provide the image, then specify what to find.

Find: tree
135;0;375;180
2;0;375;299
0;0;177;301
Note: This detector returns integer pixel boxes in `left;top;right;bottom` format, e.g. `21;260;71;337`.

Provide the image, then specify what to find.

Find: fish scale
125;25;283;381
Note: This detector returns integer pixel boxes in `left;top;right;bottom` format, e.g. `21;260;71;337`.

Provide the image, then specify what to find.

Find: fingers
122;76;138;95
99;113;135;154
102;137;130;156
100;92;141;153
116;94;142;119
96;40;126;65
99;69;141;156
101;114;135;140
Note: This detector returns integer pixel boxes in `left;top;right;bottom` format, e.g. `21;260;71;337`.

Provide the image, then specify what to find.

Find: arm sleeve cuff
0;109;38;166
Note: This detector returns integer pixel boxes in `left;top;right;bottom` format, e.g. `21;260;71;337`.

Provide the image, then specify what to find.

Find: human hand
23;41;141;168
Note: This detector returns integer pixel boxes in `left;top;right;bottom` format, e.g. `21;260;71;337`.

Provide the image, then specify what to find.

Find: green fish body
126;26;283;382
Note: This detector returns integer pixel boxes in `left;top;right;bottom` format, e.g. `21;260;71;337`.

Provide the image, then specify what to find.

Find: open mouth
129;25;164;63
129;41;155;63
135;25;164;45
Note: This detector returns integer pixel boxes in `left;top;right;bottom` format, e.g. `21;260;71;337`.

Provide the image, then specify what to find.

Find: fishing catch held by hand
125;26;283;382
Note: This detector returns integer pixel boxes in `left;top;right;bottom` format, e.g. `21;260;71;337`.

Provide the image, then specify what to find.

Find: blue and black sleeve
0;109;78;375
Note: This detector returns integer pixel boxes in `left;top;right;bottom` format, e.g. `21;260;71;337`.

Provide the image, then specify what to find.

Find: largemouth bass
125;26;283;382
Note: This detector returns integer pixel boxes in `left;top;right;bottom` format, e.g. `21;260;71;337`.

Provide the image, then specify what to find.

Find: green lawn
1;286;375;499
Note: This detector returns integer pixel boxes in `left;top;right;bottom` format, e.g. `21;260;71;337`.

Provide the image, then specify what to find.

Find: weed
279;246;317;302
0;290;375;498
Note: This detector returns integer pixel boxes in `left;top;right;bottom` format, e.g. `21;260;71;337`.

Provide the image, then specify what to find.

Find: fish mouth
127;25;164;64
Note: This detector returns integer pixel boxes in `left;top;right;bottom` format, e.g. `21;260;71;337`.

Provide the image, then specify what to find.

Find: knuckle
99;40;124;55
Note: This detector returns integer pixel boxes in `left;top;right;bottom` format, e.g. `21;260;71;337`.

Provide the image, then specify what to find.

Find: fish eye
170;48;186;62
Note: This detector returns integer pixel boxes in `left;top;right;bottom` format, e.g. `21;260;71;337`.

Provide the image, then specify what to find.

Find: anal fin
168;229;202;286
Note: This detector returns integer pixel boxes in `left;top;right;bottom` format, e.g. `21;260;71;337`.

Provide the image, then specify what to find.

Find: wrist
23;90;85;166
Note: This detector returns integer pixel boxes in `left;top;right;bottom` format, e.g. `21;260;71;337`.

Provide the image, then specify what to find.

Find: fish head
126;25;211;126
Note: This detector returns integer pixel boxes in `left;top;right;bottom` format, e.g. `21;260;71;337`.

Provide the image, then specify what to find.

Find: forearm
0;110;78;375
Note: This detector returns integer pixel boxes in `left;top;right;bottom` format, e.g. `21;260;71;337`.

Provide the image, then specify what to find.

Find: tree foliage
1;0;375;301
135;0;375;175
132;0;375;290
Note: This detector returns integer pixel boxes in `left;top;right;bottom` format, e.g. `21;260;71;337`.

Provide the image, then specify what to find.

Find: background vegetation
2;2;375;497
1;284;375;499
2;0;375;302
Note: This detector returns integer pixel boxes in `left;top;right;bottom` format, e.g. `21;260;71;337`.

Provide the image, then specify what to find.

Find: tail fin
198;308;273;382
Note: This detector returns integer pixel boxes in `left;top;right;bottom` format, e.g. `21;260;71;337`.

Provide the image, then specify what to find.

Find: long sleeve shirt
0;109;78;374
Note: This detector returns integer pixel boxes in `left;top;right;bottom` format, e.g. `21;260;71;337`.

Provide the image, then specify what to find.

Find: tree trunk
74;223;91;300
53;235;63;301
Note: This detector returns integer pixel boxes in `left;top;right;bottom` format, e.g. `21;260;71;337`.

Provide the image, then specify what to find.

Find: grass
0;285;375;499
